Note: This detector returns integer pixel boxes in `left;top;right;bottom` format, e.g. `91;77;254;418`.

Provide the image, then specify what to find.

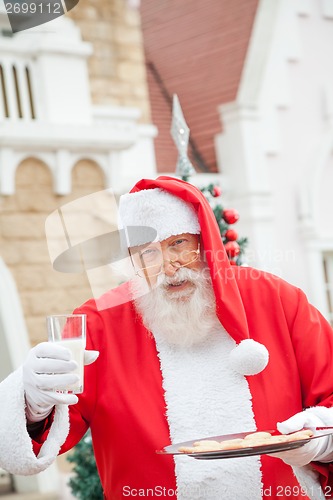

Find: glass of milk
47;314;86;394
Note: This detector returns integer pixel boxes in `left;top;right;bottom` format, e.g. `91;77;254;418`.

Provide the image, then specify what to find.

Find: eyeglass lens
136;248;200;278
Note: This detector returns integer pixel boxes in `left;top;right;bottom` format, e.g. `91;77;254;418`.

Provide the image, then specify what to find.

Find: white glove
269;410;333;466
23;342;99;423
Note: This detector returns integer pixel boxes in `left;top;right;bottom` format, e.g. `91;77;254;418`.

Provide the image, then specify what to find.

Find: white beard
132;266;220;347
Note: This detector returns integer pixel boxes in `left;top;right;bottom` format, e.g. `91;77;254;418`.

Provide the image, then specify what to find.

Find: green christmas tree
199;182;248;265
67;432;103;499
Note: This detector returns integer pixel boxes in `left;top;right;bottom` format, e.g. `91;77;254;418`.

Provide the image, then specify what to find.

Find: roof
141;0;259;173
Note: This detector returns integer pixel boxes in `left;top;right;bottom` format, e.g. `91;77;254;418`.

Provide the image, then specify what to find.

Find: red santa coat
32;272;333;499
32;177;333;499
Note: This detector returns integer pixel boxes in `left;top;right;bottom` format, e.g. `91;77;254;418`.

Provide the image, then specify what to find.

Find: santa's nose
163;258;180;277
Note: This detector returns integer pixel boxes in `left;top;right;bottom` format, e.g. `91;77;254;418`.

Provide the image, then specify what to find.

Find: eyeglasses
130;243;201;278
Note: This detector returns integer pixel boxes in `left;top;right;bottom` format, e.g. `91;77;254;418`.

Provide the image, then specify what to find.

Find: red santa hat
121;176;269;376
119;188;200;245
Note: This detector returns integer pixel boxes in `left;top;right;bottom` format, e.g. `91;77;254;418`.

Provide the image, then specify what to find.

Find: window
0;62;36;120
323;252;333;326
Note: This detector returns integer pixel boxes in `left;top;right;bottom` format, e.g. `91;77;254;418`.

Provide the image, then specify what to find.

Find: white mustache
134;262;218;348
159;267;198;286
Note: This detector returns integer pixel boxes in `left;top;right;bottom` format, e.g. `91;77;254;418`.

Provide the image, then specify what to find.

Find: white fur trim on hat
229;339;269;376
119;188;200;246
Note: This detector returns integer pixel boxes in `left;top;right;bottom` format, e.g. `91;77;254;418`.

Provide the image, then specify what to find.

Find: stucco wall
67;0;151;122
0;159;104;345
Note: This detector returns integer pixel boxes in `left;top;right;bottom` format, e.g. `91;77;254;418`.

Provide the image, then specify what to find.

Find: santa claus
1;176;333;500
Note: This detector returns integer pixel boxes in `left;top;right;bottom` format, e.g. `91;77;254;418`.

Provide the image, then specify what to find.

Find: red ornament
229;259;237;266
224;241;240;257
212;186;222;197
225;229;238;241
223;209;239;225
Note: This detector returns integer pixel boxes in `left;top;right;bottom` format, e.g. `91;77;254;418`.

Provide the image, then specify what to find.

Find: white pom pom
229;339;269;376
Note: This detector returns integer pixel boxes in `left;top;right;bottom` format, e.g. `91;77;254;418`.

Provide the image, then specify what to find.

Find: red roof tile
141;0;259;173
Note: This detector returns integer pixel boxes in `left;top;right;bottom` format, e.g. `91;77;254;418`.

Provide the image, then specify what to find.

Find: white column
15;60;32;121
2;59;19;120
54;149;72;195
0;65;6;121
0;257;62;495
14;464;61;495
105;150;122;191
215;102;276;271
26;60;40;120
303;244;330;319
0;148;16;195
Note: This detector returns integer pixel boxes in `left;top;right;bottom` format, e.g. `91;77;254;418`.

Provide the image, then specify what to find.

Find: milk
47;314;86;393
55;337;85;393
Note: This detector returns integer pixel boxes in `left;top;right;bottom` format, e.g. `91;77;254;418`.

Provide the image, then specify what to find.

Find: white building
216;0;333;323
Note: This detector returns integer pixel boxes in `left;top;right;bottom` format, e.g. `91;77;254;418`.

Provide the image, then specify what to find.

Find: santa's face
131;236;219;347
130;233;202;297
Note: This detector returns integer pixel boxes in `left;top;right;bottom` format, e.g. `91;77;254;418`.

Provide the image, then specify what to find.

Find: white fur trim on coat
153;324;263;500
0;367;69;475
119;188;200;245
